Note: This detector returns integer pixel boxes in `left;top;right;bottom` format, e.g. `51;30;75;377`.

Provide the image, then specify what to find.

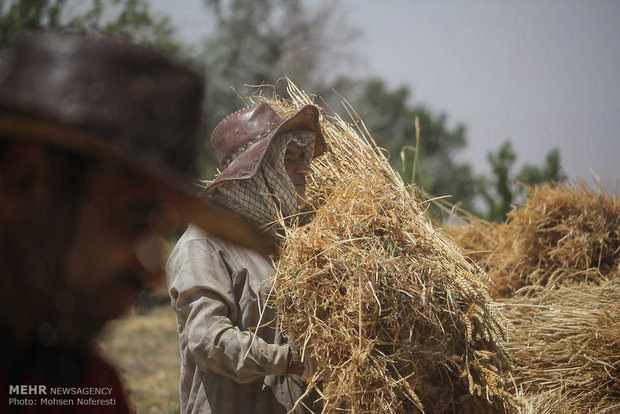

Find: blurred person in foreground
0;32;275;413
166;102;326;413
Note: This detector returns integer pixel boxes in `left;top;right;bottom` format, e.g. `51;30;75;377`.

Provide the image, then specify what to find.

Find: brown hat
206;101;326;192
0;32;277;255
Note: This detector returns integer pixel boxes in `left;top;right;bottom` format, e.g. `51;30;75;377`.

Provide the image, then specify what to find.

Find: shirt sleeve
167;236;290;384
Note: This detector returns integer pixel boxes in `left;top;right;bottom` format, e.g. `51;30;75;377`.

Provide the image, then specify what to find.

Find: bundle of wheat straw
444;220;505;275
443;182;620;412
448;181;620;297
248;81;519;413
498;282;620;413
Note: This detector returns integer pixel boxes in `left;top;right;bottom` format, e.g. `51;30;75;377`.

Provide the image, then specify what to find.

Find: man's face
63;167;175;341
284;141;310;203
0;143;178;346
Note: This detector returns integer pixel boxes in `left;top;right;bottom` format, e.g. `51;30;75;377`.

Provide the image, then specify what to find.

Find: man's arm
167;237;291;384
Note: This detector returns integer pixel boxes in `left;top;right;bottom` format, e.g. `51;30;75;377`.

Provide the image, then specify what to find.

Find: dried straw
247;81;520;413
444;180;620;412
448;181;620;297
499;282;620;413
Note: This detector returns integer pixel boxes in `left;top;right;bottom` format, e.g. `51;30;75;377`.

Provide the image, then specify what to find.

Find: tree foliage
518;148;562;187
480;141;564;222
0;0;66;53
349;78;479;213
479;141;517;222
197;0;358;171
0;0;180;56
1;0;565;221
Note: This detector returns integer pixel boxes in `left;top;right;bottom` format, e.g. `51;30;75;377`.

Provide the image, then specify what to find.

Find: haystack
443;219;504;276
444;180;620;412
498;282;620;413
249;82;519;413
448;181;620;297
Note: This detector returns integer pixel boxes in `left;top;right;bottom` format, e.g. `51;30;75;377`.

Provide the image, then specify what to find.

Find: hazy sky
151;0;620;194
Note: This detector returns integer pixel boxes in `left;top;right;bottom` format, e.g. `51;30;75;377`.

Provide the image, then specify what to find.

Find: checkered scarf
209;130;315;236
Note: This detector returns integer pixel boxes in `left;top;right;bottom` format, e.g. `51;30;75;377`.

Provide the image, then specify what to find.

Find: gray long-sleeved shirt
166;225;314;413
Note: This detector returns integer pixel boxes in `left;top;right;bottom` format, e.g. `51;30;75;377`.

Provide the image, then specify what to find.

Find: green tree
0;0;180;56
1;0;358;176
0;0;66;53
518;148;562;187
479;141;517;222
69;0;181;56
1;0;563;221
348;78;479;213
479;140;564;222
198;0;358;173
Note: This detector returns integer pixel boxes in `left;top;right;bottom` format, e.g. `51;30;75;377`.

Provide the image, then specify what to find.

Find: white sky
150;0;620;194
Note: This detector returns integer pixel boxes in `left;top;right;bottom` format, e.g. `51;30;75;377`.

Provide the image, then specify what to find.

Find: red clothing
1;347;131;414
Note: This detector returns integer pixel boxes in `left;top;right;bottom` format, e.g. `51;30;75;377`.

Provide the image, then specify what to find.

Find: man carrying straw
166;102;326;413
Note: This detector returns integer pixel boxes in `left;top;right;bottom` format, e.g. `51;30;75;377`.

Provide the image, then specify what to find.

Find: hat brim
0;110;279;256
206;104;326;192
